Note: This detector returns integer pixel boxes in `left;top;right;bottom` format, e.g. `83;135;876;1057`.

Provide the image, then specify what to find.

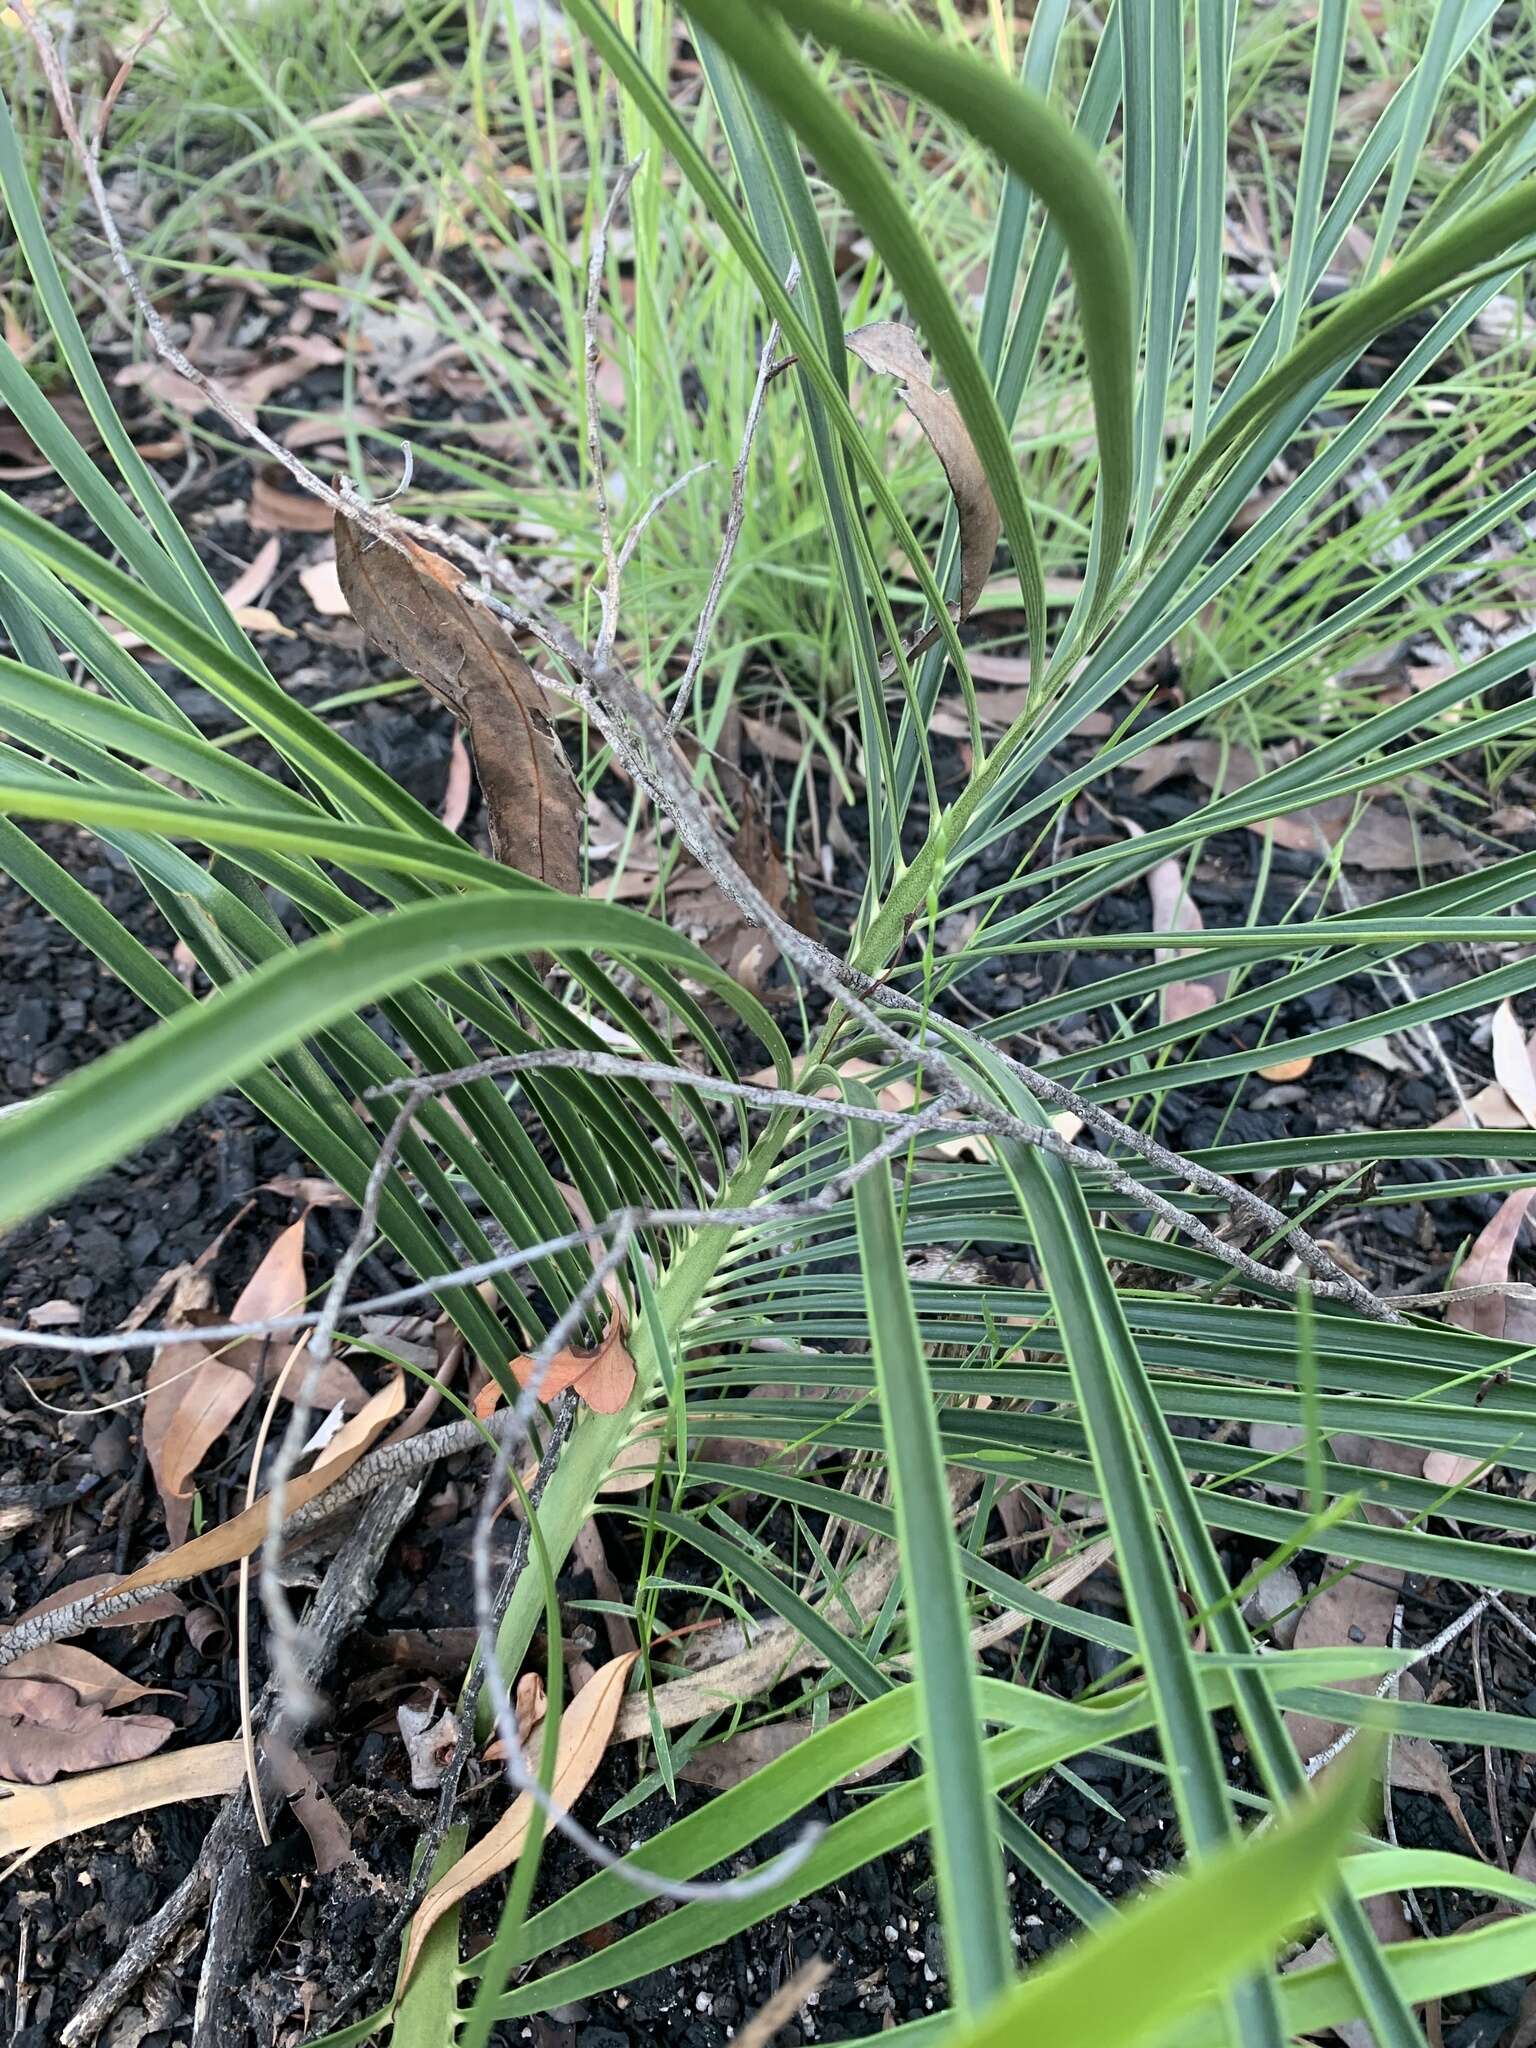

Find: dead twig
585;159;641;665
59;1478;422;2048
323;1396;578;2028
666;271;792;734
1302;1589;1497;1783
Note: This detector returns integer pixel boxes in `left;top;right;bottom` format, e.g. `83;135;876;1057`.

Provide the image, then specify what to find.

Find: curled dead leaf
399;1651;638;1989
264;1731;351;1874
508;1305;636;1415
335;515;580;893
846;322;1000;623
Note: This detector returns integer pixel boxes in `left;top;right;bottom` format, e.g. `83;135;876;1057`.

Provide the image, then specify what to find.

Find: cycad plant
5;2;1536;2044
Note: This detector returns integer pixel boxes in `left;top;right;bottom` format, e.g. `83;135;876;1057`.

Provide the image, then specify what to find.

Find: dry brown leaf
0;1708;176;1786
964;651;1030;685
230;1217;308;1325
1434;1078;1534;1131
249;468;337;533
847;322;1000;621
264;1731;352;1873
1427;1187;1536;1489
1493;999;1536;1128
399;1651;638;1989
1446;1188;1534;1341
144;1339;255;1548
1131;742;1262;797
298;555;349;616
677;1719;853;1792
507;1305;636;1415
335;515;581;893
1283;1563;1403;1766
1127;745;1465;868
26;1299;80;1328
220;536;282;614
485;1671;549;1762
109;538;289;652
1264;800;1467;870
1147;855;1221;1025
440;729;472;834
0;1645;167;1715
262;1174;353;1207
929;684;1110;740
223;1226;370;1415
1258;1054;1314;1082
595;1431;662;1495
227;336;346;412
0;1678;91;1729
184;1604;228;1655
112;1373;405;1597
0;1739;242;1858
660;775;817;996
283;407;388;453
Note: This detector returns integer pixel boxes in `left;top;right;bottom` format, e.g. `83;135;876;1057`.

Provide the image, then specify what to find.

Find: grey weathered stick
60;1478;422;2048
667;274;792;734
586;160;641;665
324;1396;578;2027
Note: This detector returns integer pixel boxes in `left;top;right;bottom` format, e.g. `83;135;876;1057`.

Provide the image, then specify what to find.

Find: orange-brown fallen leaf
144;1282;256;1547
399;1651;638;1989
1258;1054;1314;1082
225;1218;369;1412
489;1306;636;1416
